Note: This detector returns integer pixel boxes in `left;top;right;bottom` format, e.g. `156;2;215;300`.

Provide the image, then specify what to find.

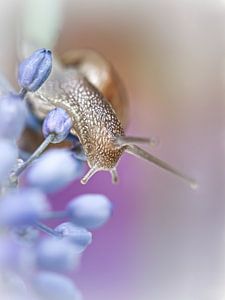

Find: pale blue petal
67;194;113;229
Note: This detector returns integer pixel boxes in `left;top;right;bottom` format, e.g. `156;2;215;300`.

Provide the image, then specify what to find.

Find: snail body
31;69;125;182
61;49;129;127
27;49;196;187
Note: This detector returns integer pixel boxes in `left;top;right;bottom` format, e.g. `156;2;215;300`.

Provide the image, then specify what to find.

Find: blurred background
0;0;225;299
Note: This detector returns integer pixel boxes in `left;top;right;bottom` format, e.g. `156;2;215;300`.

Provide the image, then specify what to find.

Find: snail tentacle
116;136;159;147
126;144;197;189
110;168;119;184
81;166;99;185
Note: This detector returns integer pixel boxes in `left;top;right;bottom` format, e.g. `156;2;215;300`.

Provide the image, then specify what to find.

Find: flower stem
35;222;61;237
18;88;28;99
10;133;55;181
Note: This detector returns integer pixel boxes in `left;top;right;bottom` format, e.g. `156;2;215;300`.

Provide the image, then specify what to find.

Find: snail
24;49;196;187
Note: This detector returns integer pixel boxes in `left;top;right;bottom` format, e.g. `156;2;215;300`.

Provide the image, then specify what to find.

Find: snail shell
61;49;129;128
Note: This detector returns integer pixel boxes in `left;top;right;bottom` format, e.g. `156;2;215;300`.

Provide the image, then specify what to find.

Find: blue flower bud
36;238;79;272
55;222;92;253
27;149;82;193
0;188;50;226
0;71;14;96
0;94;27;140
42;108;72;143
3;271;28;298
33;272;82;300
12;226;39;245
0;237;20;269
0;139;18;183
0;237;35;272
18;48;52;92
67;194;113;229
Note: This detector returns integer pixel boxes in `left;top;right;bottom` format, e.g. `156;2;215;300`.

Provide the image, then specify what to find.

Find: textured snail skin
61;49;129;128
30;69;126;170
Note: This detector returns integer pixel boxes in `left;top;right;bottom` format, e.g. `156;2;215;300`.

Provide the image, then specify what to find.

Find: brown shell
61;49;129;128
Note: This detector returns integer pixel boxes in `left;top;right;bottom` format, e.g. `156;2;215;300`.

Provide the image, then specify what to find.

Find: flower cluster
0;49;113;300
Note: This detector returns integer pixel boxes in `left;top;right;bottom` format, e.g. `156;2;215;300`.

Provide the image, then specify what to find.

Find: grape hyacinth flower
18;48;52;94
67;194;113;229
0;139;18;183
36;238;79;272
33;272;82;300
0;71;14;96
0;236;35;273
2;271;28;298
26;149;82;193
55;222;92;253
0;48;114;300
12;226;39;245
42;108;72;143
0;94;27;140
0;188;50;226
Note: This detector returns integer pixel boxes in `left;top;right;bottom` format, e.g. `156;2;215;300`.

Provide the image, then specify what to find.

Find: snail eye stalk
125;144;197;189
116;136;159;147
